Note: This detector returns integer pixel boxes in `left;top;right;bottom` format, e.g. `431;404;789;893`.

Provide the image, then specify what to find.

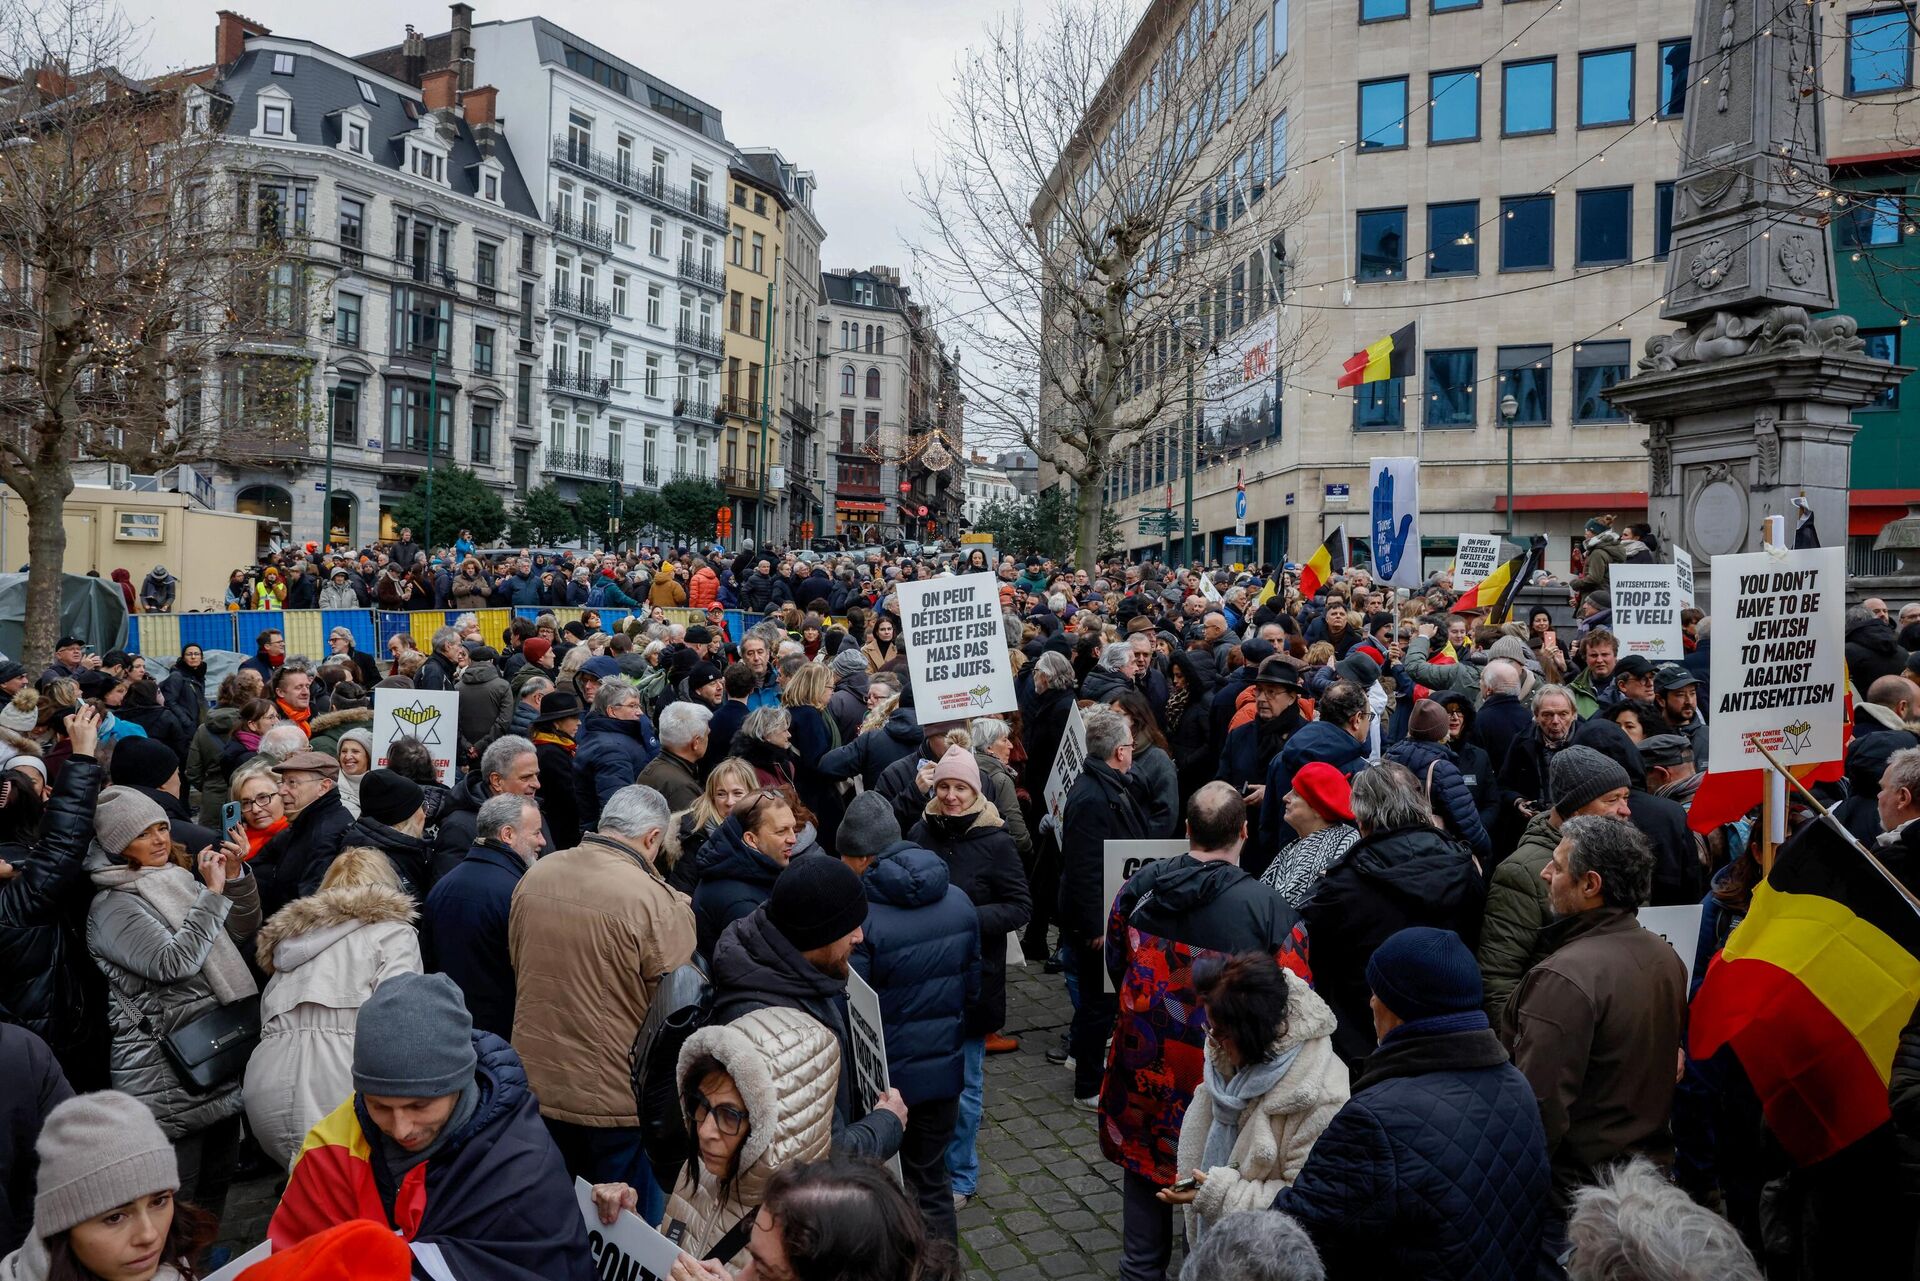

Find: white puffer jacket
242;870;421;1169
1174;969;1351;1234
660;1006;838;1268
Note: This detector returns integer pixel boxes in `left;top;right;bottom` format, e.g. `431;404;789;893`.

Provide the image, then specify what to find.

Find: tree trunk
1073;464;1104;569
21;462;71;674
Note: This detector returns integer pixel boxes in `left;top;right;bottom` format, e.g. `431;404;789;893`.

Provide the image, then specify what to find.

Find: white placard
1609;564;1683;661
372;687;462;787
574;1177;681;1281
1043;701;1088;828
1206;312;1279;450
1102;839;1189;992
845;971;905;1182
897;575;1018;720
1637;903;1704;971
1453;534;1503;589
1672;545;1695;609
203;1242;272;1281
1367;456;1422;590
1707;546;1846;773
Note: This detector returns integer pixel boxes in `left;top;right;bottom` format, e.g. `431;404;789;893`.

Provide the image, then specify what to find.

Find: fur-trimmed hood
0;725;41;759
307;706;373;737
255;880;416;973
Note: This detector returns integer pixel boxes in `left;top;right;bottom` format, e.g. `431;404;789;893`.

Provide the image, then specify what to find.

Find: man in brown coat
1504;814;1685;1267
507;782;696;1221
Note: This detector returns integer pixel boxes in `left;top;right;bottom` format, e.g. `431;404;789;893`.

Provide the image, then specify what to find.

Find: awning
834;500;888;514
1849;489;1920;537
1491;491;1648;513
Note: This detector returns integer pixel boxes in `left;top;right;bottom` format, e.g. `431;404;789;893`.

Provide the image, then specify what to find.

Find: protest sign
1609;565;1683;660
372;687;461;787
1043;701;1088;828
1707;545;1846;773
1453;534;1502;589
204;1243;272;1281
846;971;905;1182
1638;904;1705;971
897;575;1017;719
1368;456;1422;590
1673;544;1695;608
573;1177;681;1281
1102;839;1188;991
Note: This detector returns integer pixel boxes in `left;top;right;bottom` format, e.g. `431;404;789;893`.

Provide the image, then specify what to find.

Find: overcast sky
120;0;1003;276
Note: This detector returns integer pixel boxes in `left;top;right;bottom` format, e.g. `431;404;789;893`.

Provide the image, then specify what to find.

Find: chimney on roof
403;25;426;86
32;62;74;101
449;3;475;91
462;83;497;126
421;68;458;113
215;10;270;68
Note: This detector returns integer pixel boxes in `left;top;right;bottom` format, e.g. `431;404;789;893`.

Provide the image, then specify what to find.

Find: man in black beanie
331;767;434;896
709;853;908;1163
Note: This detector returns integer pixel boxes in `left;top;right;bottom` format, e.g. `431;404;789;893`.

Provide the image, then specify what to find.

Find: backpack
629;960;715;1194
586;582;610;608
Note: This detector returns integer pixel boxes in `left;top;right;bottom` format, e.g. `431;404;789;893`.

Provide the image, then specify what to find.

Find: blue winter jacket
688;814;785;959
422;840;528;1040
851;840;981;1105
571;712;660;829
1260;718;1369;856
1272;1017;1549;1280
1384;736;1492;862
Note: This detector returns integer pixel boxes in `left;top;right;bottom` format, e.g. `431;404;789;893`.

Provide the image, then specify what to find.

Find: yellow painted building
722;159;786;543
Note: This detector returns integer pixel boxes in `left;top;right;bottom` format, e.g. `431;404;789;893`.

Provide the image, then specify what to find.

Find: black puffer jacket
1385;737;1492;862
1893;998;1920;1197
1301;824;1487;1065
1846;614;1910;691
818;707;923;791
688;814;785;960
0;756;103;1067
909;801;1030;1035
332;814;436;899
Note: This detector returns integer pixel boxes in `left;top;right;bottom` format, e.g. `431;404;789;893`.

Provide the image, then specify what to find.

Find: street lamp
321;362;342;550
1499;392;1519;541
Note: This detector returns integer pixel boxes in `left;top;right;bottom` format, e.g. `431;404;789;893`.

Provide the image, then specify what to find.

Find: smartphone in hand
222;801;242;833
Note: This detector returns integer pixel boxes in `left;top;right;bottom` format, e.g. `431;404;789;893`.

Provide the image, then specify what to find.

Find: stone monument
1604;0;1907;586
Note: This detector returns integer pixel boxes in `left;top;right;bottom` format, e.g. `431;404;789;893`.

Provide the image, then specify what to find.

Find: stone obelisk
1604;0;1906;582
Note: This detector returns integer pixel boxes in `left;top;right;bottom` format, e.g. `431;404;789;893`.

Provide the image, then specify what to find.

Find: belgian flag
1297;526;1346;601
1449;542;1540;625
1337;323;1415;388
1691;825;1920;1165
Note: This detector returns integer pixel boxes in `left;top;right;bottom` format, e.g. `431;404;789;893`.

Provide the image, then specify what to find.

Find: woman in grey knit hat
0;1090;216;1281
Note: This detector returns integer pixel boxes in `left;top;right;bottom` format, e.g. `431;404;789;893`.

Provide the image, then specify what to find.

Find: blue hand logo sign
1372;465;1414;582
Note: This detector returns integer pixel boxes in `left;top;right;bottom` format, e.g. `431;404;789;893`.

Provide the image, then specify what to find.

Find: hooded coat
139;566;176;611
825;670;870;745
306;706;373;759
687;565;720;609
688;815;788;961
329;814;435;901
185;706;241;824
817;707;923;791
457;661;514;759
908;798;1028;1037
850;839;981;1104
1100;854;1312;1183
243;864;422;1169
1079;665;1135;704
1300;826;1487;1065
660;1007;838;1269
649;568;688;608
1384;736;1492;862
572;712;662;830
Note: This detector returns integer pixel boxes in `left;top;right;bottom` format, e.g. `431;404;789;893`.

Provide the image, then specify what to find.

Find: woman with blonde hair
228;759;288;862
666;758;757;890
243;846;422;1170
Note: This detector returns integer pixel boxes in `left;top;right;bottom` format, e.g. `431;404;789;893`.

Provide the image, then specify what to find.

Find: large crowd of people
3;521;1912;1280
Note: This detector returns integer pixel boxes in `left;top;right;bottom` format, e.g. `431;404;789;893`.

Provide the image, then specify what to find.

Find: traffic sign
1224;536;1254;547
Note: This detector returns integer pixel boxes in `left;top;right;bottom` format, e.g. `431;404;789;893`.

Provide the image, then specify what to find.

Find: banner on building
1102;839;1188;992
897;576;1017;719
1043;701;1088;828
1453;534;1503;589
573;1178;681;1281
1609;565;1684;660
372;688;461;787
1673;545;1696;608
1707;546;1846;773
1367;456;1422;589
1206;312;1279;452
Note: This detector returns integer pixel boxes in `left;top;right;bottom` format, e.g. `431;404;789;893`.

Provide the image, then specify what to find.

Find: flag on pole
1336;323;1416;389
1448;543;1539;625
1297;527;1347;601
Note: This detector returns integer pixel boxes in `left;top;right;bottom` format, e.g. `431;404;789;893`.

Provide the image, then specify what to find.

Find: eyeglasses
691;1093;749;1136
240;793;278;809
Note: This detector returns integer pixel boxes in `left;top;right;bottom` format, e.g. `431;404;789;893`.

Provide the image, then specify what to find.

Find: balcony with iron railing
544;447;624;481
674;397;718;424
719;464;760;493
550;209;613;254
546;367;613;401
787;402;814;432
549;285;612;327
722;394;763;421
394;256;461;290
674;322;723;359
676;256;725;293
549;137;731;232
639;464;660;486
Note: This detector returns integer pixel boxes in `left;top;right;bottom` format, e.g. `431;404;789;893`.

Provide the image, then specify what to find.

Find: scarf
532;730;575;753
277;699;311;732
1194;1040;1304;1242
234;728;262;753
87;857;257;1004
245;817;287;860
1165;683;1191;732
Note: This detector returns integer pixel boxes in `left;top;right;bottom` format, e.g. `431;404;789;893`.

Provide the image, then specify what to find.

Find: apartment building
963;454;1018;526
720;155;785;542
190;12;542;547
820;267;913;543
1045;0;1913;574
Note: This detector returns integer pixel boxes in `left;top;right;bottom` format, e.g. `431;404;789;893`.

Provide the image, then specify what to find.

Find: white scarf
89;856;257;1005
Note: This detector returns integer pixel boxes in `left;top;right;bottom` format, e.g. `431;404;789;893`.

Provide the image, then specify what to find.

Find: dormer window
483;173;499;200
271;52;295;75
251;86;294;140
264;104;286;134
408;142;448;186
347;121;364;152
334;105;372;159
471;157;505;205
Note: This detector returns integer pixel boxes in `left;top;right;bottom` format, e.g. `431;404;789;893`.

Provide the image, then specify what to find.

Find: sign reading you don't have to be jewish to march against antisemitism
1708;545;1846;771
897;575;1017;720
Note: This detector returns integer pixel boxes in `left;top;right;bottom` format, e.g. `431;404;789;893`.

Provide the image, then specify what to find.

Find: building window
334;293;361;347
644;354;660;398
865;367;881;398
1575;186;1632;266
1862;328;1902;408
749;297;762;338
1425;349;1476;427
356;77;377;105
1359;77;1408;150
263;104;287;135
841;365;855;396
516;363;532;424
1849;10;1913;95
387;382;453;454
346;122;364;153
1356;207;1407;282
1271;112;1288;179
648;219;665;258
1433;0;1476;9
1427;200;1479;276
1497;345;1552;424
1502;57;1556;135
1839;192;1905;248
1574;341;1630;423
1429;69;1479;143
1655;182;1675;259
1578;48;1634;126
473;326;494;375
271;52;295;75
391;286;451;358
614;204;631;244
1360;0;1407;20
330;381;358;443
1353;380;1403;431
612;274;629;317
1500;194;1553;271
471;403;495;464
1658;39;1691;118
1253;14;1269;81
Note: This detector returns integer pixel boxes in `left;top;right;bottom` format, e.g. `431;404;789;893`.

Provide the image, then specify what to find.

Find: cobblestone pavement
216;959;1164;1279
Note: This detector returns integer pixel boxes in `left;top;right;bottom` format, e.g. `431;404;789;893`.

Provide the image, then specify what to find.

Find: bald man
1859;675;1920;737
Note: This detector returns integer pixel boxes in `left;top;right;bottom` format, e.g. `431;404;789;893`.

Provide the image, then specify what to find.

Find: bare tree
912;0;1313;564
0;0;311;667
